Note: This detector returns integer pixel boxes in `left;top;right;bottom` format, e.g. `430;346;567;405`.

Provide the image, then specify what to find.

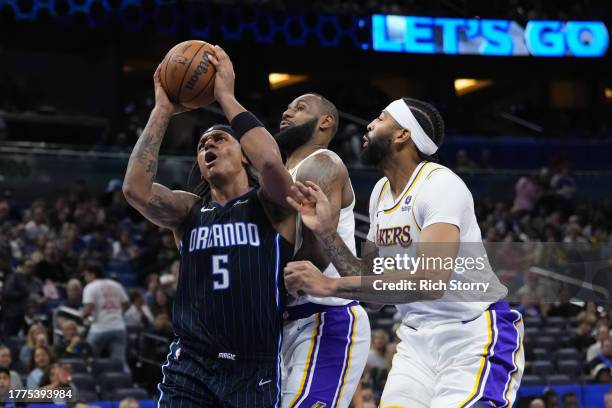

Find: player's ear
393;128;411;145
318;114;334;131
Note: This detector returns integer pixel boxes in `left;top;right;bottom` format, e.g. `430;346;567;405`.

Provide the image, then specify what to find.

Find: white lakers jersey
367;161;507;327
290;149;355;307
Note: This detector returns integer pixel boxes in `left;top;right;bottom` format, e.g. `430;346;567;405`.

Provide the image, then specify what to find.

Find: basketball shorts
281;302;370;408
380;301;525;408
158;340;281;408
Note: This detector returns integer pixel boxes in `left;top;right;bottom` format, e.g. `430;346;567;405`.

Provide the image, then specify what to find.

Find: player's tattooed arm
287;181;378;276
123;66;198;231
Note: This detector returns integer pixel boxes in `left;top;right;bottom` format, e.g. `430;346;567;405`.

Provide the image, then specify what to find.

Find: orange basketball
159;40;216;109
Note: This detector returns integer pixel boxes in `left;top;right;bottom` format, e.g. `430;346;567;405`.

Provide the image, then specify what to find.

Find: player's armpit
124;183;198;231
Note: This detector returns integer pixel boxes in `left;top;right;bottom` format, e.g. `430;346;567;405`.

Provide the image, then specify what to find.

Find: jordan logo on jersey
376;224;412;247
188;222;260;252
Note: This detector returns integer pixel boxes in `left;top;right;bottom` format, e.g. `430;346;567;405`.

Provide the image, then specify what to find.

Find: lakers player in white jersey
274;94;370;408
285;98;524;408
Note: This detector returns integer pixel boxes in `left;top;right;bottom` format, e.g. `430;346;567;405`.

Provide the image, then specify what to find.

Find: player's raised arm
122;65;198;231
206;46;294;208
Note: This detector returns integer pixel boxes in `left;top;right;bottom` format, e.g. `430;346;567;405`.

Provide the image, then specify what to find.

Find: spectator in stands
548;286;581;318
119;397;139;408
0;346;22;389
148;287;171;317
24;203;49;244
19;323;47;366
62;279;83;310
587;324;610;362
82;262;129;365
124;290;154;328
605;390;612;408
150;313;172;338
455;149;477;171
361;385;375;405
561;392;578;408
592;364;611;383
111;228;140;262
0;367;11;403
143;273;159;304
82;225;112;264
543;389;559;408
589;338;612;371
159;260;179;296
577;302;599;326
71;400;89;408
26;345;54;389
38;364;76;402
569;319;595;352
36;241;67;283
3;260;44;336
367;329;389;369
54;320;89;359
529;398;545;408
513;173;541;215
517;293;543;318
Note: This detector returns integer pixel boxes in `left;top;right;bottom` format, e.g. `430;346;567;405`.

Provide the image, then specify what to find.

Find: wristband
230;111;264;140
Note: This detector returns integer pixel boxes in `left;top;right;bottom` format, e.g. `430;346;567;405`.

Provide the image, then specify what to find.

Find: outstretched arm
285;223;458;303
207;46;294;208
287;181;375;277
122;65;198;231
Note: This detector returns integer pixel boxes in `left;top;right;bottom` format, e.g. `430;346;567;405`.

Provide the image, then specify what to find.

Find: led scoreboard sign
372;14;609;57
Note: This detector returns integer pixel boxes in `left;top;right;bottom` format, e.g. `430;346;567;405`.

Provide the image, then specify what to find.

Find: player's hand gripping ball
159;40;217;109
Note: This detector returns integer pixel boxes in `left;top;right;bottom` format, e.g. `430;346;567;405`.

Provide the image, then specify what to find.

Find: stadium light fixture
454;78;493;96
268;73;308;90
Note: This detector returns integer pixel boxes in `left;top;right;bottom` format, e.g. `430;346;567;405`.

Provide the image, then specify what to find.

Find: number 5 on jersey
212;254;230;290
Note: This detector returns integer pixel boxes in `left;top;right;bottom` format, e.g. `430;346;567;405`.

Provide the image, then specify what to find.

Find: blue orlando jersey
173;188;293;362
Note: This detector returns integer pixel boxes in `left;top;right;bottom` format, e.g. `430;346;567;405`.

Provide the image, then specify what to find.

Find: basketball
159;40;217;109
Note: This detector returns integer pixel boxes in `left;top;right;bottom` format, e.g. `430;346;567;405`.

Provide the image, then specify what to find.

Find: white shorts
381;301;524;408
281;302;370;408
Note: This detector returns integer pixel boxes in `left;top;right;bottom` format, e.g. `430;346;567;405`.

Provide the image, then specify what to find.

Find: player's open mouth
204;151;217;165
362;135;370;148
280;121;293;130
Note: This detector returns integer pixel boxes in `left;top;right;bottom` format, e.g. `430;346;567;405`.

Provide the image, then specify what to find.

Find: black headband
203;124;236;138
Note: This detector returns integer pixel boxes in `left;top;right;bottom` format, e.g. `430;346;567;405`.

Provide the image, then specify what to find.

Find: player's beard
274;118;318;156
360;133;391;166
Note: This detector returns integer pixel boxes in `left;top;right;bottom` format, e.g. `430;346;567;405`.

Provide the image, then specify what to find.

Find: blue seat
557;360;582;379
532;360;554;376
521;374;543;386
546;374;572;384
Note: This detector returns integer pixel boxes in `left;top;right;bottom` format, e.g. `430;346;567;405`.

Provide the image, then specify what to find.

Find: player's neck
286;142;327;169
383;157;420;198
209;175;250;205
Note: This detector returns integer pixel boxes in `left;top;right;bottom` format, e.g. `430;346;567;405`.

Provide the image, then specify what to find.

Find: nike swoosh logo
233;199;248;206
258;379;272;387
201;207;215;213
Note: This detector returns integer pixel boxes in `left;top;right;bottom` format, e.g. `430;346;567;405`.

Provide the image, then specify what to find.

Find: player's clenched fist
284;260;337;298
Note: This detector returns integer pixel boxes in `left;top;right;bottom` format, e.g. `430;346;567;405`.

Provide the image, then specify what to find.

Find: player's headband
385;99;438;155
203;124;236;138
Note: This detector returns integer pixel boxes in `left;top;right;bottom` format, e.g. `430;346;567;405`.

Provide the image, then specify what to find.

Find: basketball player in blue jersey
123;46;296;407
285;98;524;407
274;94;370;408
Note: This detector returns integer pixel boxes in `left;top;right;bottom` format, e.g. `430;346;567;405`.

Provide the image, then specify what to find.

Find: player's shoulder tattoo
295;152;348;198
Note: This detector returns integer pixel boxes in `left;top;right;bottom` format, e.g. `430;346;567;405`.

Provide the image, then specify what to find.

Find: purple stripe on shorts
480;308;523;407
295;306;354;407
